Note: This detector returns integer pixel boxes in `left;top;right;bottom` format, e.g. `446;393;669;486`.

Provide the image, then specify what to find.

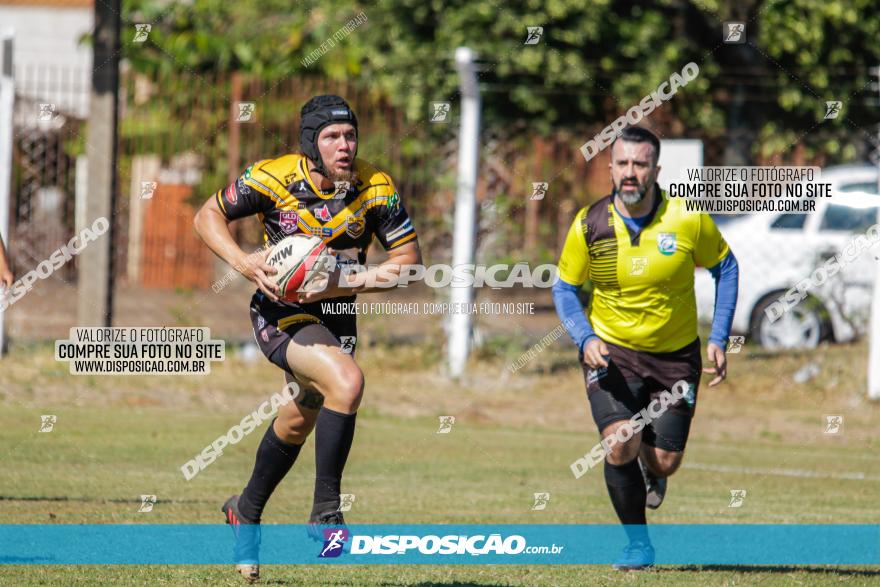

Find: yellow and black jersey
216;154;417;258
557;187;729;352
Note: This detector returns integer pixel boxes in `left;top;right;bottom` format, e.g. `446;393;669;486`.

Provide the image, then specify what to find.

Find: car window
819;204;877;232
770;213;807;230
838;181;879;195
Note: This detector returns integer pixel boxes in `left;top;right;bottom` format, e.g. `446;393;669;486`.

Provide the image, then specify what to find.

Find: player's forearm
194;206;249;270
340;246;421;295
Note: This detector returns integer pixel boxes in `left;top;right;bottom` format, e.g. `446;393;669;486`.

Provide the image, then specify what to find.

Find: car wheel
751;295;829;350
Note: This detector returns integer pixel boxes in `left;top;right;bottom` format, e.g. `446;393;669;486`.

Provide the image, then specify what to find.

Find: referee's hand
583;338;609;369
703;342;727;387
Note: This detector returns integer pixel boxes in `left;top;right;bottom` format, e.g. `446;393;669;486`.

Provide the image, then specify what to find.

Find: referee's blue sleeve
707;251;739;349
552;278;598;353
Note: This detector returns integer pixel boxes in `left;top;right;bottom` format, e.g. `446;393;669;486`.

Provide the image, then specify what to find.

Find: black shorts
249;291;358;375
580;337;701;452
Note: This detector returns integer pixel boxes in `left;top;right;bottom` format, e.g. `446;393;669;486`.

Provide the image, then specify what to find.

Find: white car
694;164;880;350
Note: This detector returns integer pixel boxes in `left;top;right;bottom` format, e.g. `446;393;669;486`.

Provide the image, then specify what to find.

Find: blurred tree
123;0;880;163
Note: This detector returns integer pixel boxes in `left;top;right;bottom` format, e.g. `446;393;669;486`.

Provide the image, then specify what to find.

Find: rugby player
194;95;421;582
553;127;738;570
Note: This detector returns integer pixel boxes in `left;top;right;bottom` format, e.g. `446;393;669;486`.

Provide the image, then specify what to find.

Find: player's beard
326;165;358;185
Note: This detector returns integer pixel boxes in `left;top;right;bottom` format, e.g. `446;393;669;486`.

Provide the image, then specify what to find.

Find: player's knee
602;426;641;464
653;450;683;476
606;443;639;465
327;363;364;407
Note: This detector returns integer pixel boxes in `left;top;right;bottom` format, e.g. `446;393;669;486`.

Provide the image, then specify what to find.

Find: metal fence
9;66;825;293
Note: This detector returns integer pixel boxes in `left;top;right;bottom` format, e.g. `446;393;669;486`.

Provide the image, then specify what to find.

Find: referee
553;127;738;570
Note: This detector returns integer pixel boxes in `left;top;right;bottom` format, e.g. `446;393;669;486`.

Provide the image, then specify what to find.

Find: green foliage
122;0;880;164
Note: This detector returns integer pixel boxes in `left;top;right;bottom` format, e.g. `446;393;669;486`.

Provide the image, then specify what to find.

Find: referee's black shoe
307;502;346;541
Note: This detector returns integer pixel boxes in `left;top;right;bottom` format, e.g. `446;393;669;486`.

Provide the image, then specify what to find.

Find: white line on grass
685;462;880;482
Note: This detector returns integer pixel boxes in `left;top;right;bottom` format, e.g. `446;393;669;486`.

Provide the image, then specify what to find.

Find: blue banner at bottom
0;525;877;565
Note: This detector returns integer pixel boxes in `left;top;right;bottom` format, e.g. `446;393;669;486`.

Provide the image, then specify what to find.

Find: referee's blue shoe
639;458;667;510
612;540;655;571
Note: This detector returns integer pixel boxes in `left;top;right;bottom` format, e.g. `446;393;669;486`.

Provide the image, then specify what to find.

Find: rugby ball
266;234;331;300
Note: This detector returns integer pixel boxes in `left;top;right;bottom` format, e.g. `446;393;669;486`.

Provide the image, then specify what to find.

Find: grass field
1;332;879;585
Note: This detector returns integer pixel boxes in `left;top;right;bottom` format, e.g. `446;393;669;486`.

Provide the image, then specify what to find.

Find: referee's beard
615;181;649;207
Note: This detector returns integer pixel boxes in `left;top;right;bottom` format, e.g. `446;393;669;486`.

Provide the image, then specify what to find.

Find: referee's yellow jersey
557;189;729;352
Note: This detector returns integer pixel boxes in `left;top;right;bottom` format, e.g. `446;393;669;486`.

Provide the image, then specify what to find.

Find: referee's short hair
611;127;660;165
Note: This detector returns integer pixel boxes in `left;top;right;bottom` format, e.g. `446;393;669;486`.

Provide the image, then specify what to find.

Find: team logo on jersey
657;232;677;256
280;211;299;234
345;216;365;238
387;192;400;211
315;204;333;223
243;165;253;180
224;184;238;205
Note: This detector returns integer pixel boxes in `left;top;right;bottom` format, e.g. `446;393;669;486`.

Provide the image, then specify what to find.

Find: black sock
312;407;357;513
238;418;303;523
604;458;649;544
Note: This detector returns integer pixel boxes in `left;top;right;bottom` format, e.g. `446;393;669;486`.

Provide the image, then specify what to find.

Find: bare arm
0;236;12;289
297;240;422;303
193;196;279;301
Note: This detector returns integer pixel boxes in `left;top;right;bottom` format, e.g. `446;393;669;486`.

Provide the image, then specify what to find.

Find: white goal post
447;47;480;377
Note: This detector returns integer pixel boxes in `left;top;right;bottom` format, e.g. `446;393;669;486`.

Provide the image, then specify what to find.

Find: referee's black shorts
580;337;701;452
249;291;358;375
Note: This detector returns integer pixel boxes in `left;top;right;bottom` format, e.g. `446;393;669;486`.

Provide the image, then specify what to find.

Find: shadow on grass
672;565;880;576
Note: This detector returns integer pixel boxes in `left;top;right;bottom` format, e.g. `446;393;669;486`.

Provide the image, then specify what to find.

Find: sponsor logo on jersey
657;232;677;256
630;257;649;276
387;192;400;211
261;329;269;343
243;165;253;179
587;365;608;386
224;184;238;205
315;204;333;223
298;201;307;209
236;177;251;195
346;216;365;238
310;226;333;238
280;211;299;234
